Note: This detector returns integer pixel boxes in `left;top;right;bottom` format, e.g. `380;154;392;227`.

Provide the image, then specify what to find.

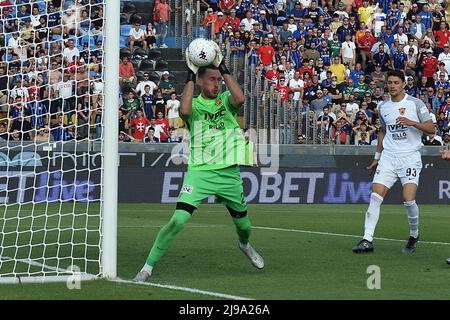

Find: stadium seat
133;47;148;60
36;1;47;12
120;13;130;24
122;81;134;94
129;14;142;25
122;3;136;15
154;58;169;71
147;49;161;60
139;59;154;71
120;37;127;48
120;48;132;59
120;25;133;37
89;37;96;48
138;12;152;25
136;71;146;82
131;60;141;71
80;35;90;46
148;71;161;83
63;0;74;10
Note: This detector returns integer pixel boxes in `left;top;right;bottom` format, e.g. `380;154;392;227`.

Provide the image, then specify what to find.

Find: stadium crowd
0;0;105;142
1;0;449;146
206;0;450;145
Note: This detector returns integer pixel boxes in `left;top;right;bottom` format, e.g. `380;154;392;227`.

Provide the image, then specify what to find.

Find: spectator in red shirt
119;56;136;88
422;50;439;82
155;0;174;48
357;30;375;70
276;77;291;103
219;0;235;12
298;60;314;77
203;8;218;38
265;63;280;84
258;37;275;71
215;11;226;34
155;111;170;142
225;8;240;32
434;22;450;51
128;109;151;142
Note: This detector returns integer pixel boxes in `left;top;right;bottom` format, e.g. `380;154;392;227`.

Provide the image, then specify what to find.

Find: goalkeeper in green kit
133;42;264;282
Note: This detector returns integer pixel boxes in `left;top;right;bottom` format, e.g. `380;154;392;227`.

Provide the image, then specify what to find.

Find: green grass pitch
1;203;450;300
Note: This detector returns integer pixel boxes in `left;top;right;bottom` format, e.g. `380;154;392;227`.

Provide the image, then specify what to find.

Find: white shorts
372;151;422;189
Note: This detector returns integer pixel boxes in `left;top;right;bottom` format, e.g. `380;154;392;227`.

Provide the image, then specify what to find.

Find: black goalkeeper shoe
352;239;374;253
446;258;450;265
403;236;419;253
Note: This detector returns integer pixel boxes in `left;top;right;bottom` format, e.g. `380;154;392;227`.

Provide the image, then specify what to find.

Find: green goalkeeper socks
232;215;251;245
146;209;192;267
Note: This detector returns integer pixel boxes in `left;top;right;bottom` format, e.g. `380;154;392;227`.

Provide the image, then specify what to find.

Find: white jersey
378;94;431;155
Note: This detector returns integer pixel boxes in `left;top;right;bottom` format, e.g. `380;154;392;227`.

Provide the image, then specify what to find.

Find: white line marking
1;256;67;273
252;226;450;246
6;223;447;246
112;278;254;300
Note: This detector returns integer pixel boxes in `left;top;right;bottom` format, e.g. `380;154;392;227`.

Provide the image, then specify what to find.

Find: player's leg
225;202;264;270
217;165;264;269
353;159;396;253
133;172;207;282
133;203;196;282
353;183;390;253
147;203;195;263
400;168;421;253
363;183;390;242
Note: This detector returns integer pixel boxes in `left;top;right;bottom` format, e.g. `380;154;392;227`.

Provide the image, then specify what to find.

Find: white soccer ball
187;38;217;67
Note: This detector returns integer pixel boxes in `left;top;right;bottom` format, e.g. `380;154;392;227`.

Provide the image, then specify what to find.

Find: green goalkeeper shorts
178;165;247;212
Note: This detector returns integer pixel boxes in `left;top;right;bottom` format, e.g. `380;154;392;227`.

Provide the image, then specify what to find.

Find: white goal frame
0;0;119;283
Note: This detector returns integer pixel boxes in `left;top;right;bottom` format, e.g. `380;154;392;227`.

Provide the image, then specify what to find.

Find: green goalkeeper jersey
182;90;246;171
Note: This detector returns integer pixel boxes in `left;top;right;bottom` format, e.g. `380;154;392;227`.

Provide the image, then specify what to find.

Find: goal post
102;0;120;280
0;0;119;283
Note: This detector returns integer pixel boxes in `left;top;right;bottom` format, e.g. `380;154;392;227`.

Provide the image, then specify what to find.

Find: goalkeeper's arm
181;49;197;118
211;42;244;108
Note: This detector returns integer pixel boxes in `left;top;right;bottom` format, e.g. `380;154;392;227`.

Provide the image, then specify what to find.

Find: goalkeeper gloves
185;48;197;83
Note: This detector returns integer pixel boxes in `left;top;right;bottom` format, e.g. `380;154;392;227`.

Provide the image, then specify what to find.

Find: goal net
0;0;118;283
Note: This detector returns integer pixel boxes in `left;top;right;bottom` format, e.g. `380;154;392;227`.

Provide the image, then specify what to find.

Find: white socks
363;192;384;242
140;263;153;275
404;200;419;238
239;242;249;250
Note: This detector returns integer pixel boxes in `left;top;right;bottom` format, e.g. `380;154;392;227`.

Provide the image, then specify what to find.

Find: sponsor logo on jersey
181;185;193;194
398;107;406;115
215;99;222;106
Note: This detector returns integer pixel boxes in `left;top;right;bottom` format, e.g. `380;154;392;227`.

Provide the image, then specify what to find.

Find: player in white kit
352;70;435;254
441;148;450;264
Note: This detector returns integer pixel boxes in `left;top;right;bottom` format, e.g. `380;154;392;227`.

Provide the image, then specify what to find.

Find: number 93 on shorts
373;153;422;188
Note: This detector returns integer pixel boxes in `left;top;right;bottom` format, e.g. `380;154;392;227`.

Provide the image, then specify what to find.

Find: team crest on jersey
181;185;193;194
398;107;406;115
215;99;222;106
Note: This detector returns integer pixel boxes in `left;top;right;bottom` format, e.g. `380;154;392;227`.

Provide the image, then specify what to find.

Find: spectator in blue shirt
386;2;401;32
350;63;365;85
336;17;354;43
391;44;408;70
418;5;433;30
424;87;441;112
